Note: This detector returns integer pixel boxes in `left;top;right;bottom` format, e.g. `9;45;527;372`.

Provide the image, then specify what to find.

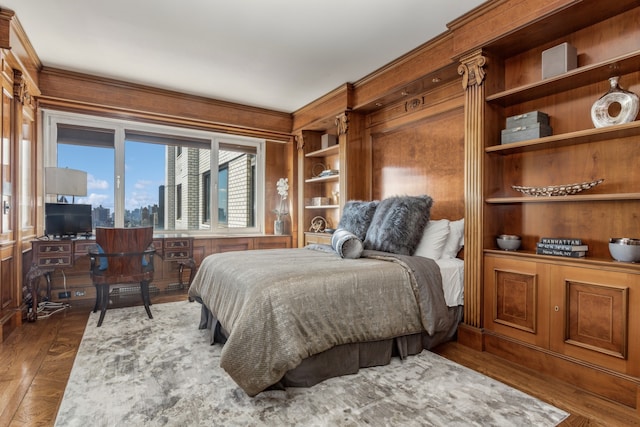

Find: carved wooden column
294;132;305;248
458;50;488;348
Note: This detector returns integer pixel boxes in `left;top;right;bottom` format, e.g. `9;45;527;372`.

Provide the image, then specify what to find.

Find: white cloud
87;173;109;190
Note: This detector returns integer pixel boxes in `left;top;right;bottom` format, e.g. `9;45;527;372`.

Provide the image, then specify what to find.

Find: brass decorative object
309;216;327;233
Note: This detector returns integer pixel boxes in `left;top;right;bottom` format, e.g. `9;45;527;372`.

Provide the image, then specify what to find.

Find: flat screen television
45;203;93;239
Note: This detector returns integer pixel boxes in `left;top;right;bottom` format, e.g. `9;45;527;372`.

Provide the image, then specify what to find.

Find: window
217;165;228;225
202;171;211;223
176;184;182;220
43;110;265;234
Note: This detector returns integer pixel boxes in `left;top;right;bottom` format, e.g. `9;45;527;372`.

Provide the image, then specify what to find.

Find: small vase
274;219;284;235
590;76;639;128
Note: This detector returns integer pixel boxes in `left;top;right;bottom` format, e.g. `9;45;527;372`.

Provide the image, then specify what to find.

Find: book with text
536;248;586;258
536;242;588;252
540;237;582;245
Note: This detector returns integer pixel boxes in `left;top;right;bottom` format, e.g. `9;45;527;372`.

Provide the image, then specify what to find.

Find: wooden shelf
486;50;640;107
486;193;640;204
305;205;339;209
486;121;640;155
305;175;339;183
305;145;339;158
484;249;640;272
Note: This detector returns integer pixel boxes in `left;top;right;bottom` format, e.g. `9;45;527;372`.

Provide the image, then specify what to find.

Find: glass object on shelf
274;219;284;235
590;76;639;128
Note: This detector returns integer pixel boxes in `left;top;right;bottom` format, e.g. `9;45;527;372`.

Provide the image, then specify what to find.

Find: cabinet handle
554;306;559;312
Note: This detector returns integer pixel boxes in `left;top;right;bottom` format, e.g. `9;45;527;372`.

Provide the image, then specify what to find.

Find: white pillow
414;219;450;259
442;218;464;258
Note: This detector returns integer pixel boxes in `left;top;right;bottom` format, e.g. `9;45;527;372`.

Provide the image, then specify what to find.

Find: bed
188;195;465;396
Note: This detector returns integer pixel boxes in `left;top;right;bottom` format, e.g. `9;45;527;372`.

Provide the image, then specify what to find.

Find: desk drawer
163;250;191;261
164;239;191;250
37;242;72;255
74;241;97;255
38;255;73;267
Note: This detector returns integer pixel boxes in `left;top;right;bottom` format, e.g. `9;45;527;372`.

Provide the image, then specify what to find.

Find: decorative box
506;111;549;128
311;197;331;206
542;42;577;79
321;134;338;149
501;123;553;144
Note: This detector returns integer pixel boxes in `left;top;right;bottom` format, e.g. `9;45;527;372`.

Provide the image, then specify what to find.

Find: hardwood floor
1;290;638;426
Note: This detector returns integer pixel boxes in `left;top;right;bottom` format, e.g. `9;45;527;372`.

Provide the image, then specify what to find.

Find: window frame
42;109;266;235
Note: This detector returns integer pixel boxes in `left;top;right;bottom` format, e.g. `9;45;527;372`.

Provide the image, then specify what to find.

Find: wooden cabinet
464;3;640;410
484;252;640;408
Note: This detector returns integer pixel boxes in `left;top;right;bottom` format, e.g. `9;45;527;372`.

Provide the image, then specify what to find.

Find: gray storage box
501;123;552;144
506;111;549;128
542;42;577;79
321;134;338;149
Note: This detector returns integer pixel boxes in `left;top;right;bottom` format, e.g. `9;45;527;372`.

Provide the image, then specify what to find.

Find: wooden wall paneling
340;111;369;207
37;68;292;140
191;238;208;266
450;0;639;60
265;140;291;235
369;109;464;221
291;84;351;132
253;236;291;250
352;35;461;112
366;80;464;133
210;237;253;254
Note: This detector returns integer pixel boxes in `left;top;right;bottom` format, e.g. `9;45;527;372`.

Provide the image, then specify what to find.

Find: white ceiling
2;0;485;113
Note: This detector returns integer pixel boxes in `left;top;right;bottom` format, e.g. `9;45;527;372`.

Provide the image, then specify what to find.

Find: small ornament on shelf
309;216;327;233
591;76;639;128
512;178;603;197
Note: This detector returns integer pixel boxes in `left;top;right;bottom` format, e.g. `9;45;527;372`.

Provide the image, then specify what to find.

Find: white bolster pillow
331;228;364;259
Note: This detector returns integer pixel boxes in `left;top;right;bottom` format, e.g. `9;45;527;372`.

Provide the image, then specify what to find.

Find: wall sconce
45;167;88;203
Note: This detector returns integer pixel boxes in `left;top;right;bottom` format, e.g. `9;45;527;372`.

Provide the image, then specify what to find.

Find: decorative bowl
512;178;603;197
608;238;640;262
497;234;521;251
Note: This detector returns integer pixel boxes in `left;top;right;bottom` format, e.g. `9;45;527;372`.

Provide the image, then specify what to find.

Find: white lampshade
45;167;88;197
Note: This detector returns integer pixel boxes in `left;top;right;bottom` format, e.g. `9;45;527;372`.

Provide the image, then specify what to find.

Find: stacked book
536;237;587;258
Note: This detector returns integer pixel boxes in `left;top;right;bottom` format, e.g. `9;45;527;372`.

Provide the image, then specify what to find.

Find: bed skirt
195;299;463;391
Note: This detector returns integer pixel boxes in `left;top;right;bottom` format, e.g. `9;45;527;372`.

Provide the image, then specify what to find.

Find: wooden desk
25;235;196;321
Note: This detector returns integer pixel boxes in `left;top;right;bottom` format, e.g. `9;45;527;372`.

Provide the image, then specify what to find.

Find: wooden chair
88;226;155;327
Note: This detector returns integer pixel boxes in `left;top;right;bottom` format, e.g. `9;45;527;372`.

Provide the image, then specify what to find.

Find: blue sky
57;141;166;211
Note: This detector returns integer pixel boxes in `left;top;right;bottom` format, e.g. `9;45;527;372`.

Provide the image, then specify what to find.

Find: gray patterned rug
55;300;569;426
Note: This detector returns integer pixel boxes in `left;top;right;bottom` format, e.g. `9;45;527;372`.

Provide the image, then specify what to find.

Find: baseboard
483;331;640;410
0;307;22;343
456;323;484;351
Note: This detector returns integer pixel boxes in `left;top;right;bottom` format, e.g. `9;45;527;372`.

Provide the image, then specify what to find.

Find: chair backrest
95;226;154;281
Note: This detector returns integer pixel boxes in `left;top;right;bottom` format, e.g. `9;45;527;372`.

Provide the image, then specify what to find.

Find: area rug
55;301;569;426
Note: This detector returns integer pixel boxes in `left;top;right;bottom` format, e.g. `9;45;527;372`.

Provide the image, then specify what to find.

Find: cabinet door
549;265;640;376
254;236;291;250
484;255;550;347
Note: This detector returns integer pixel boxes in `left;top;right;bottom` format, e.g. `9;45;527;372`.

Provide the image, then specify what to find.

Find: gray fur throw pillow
364;195;433;255
338;200;379;241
